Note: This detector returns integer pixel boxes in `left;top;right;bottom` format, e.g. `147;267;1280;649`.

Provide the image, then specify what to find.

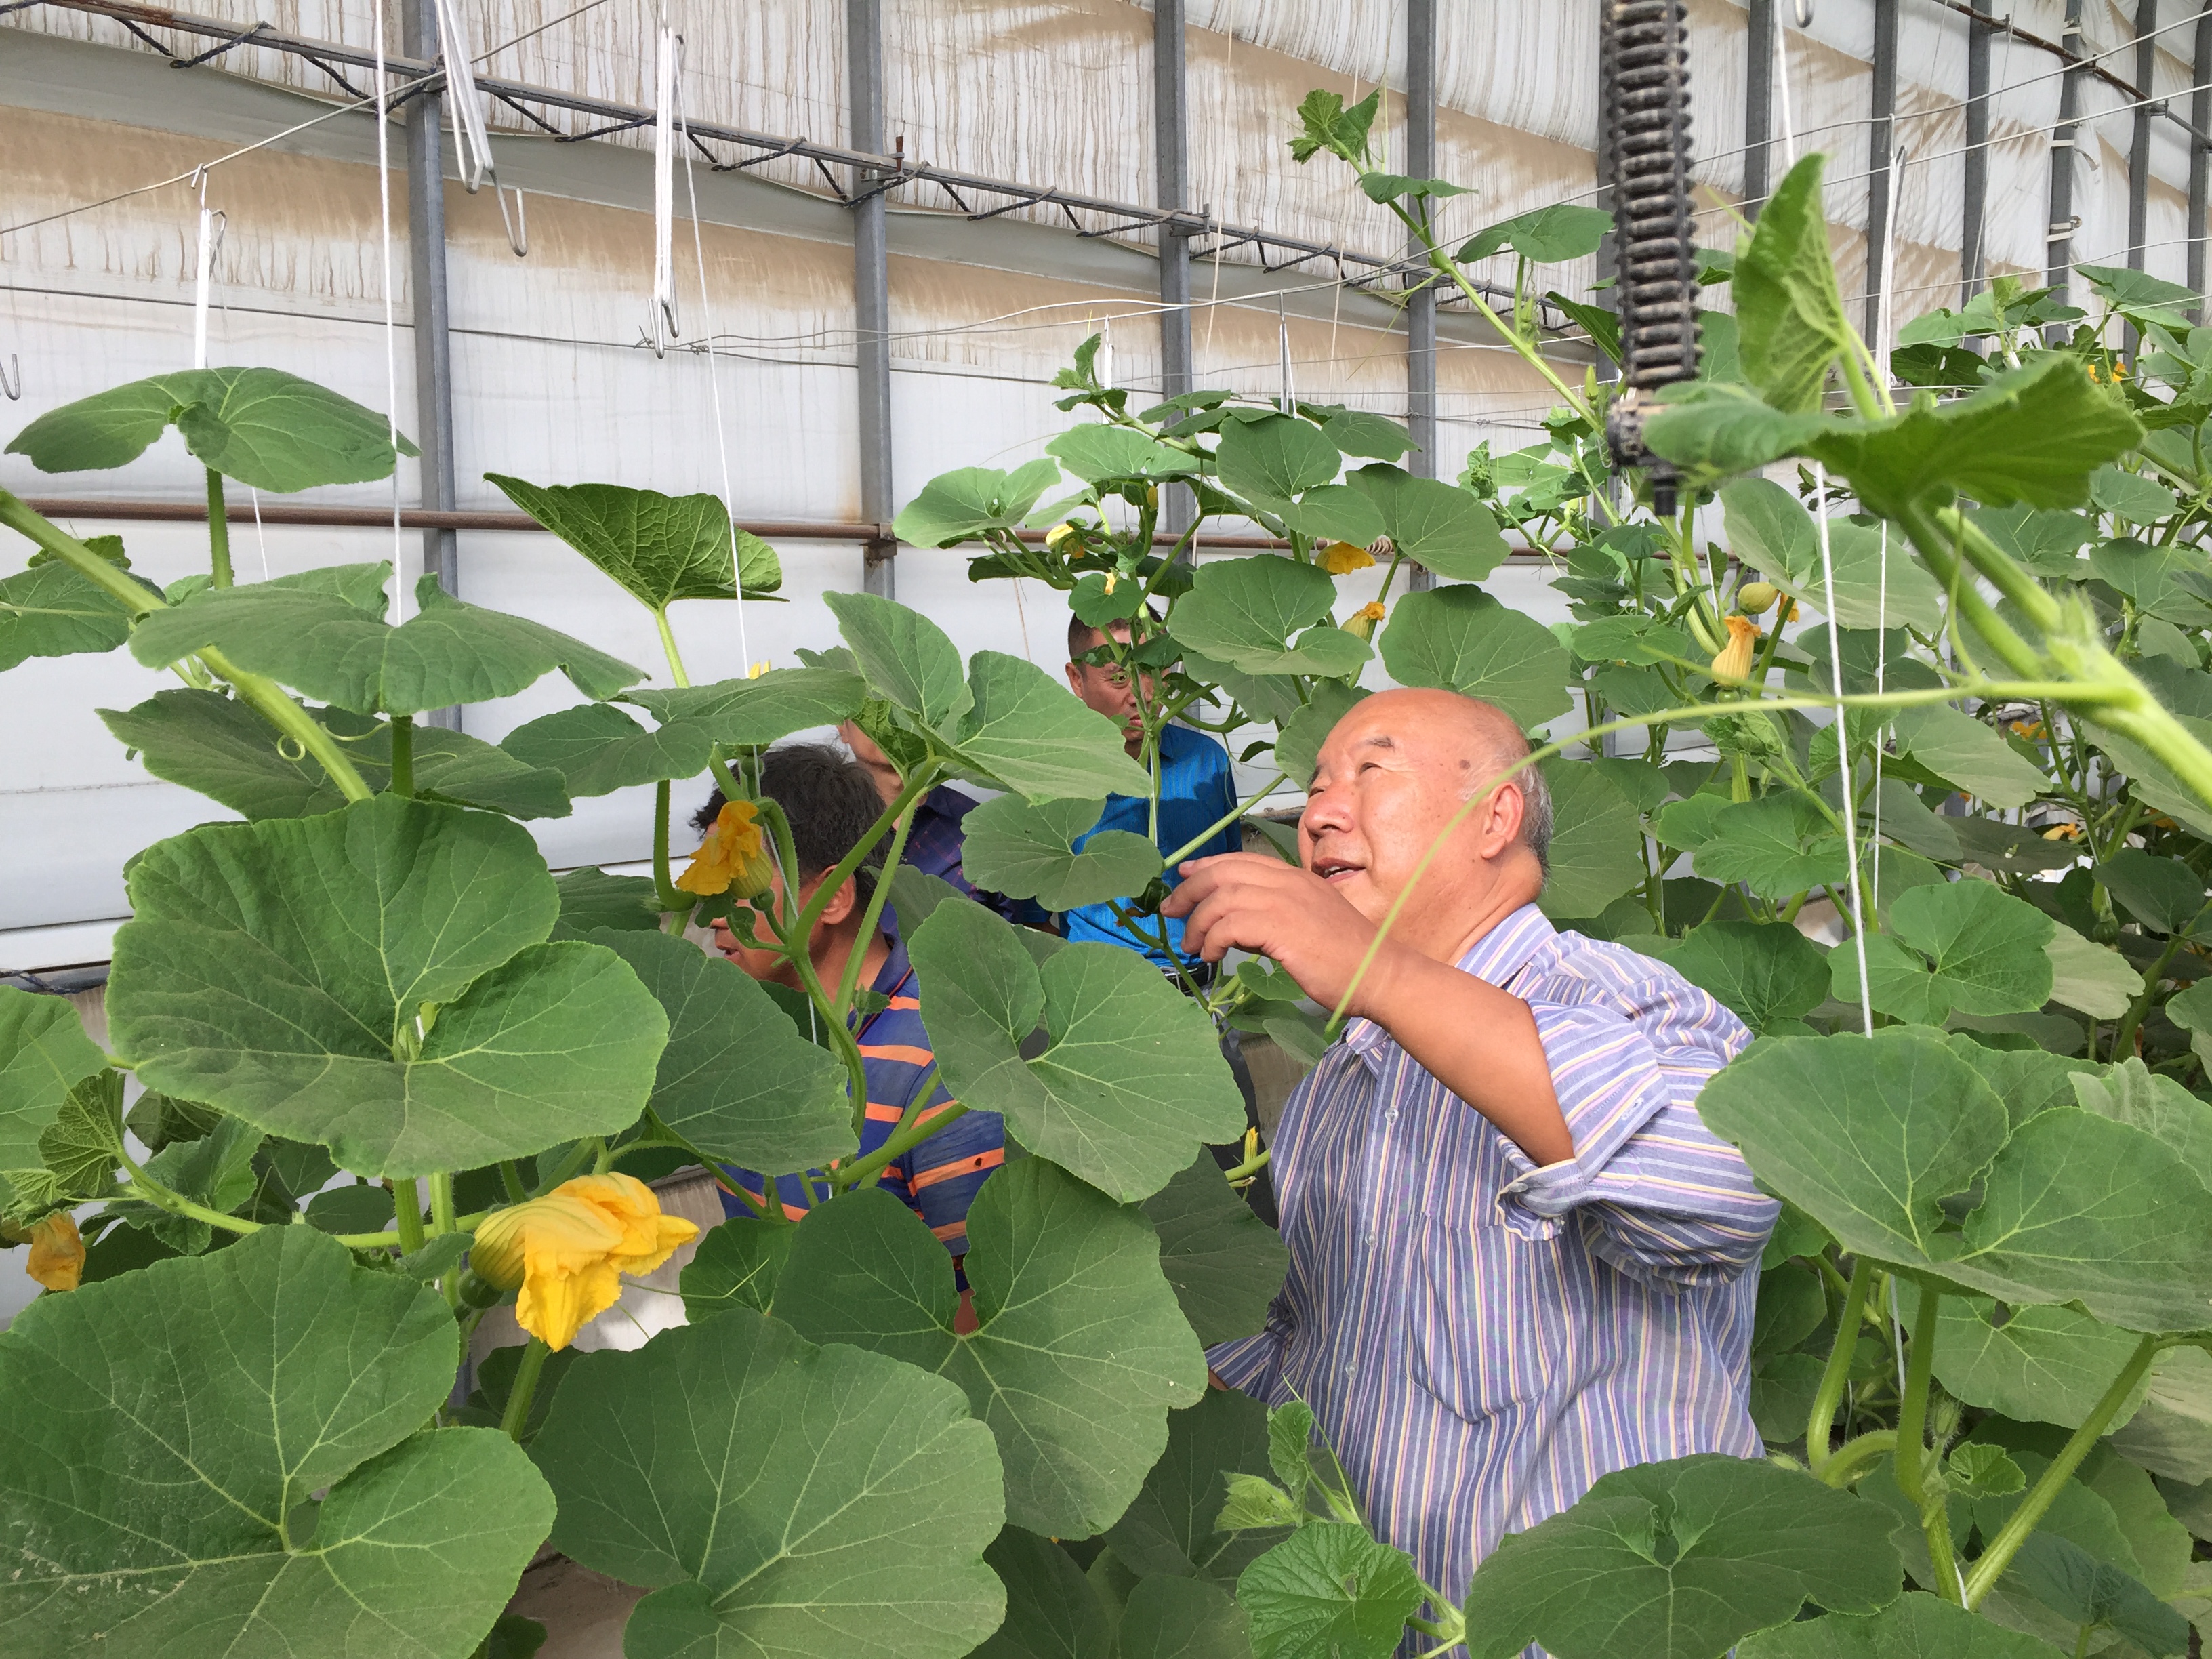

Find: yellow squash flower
1345;600;1388;642
1044;521;1078;550
1318;541;1376;575
1710;613;1761;681
26;1212;83;1293
676;798;775;900
471;1173;699;1351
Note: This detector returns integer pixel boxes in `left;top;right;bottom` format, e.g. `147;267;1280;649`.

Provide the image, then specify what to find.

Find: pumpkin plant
2;81;2212;1659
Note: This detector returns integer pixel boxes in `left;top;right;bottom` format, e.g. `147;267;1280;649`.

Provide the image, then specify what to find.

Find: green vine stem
1809;1256;1878;1477
499;1338;551;1440
752;795;874;1137
428;1170;456;1237
1889;1284;1962;1603
0;490;375;802
652;780;683;913
1963;1332;2165;1607
388;1176;428;1254
1818;1430;1898;1489
205;468;234;588
1163;771;1289;869
652;606;691;688
831;790;921;1018
390;714;415;798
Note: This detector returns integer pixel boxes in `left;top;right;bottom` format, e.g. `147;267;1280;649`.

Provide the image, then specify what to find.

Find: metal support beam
1155;0;1193;537
401;0;461;730
848;0;895;598
1744;0;1774;220
2192;4;2212;312
2048;0;2090;321
1963;4;1992;304
1864;0;1899;340
2131;1;2160;268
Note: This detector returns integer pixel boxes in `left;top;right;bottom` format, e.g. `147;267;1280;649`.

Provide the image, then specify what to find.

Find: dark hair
693;743;886;898
1067;602;1166;665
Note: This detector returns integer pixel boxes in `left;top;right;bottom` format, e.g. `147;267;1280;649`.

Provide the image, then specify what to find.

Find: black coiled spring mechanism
1601;0;1700;516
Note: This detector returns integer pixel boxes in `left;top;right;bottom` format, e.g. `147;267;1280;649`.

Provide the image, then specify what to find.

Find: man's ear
1475;776;1529;861
1063;660;1084;695
815;872;861;926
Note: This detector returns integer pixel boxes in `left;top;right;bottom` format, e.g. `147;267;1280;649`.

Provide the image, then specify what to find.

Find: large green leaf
1537;760;1647;919
1048;426;1196;484
1719;478;1944;632
1378;586;1572;726
1172;556;1370;679
973;1526;1108;1659
498;699;714;796
486;473;779;608
772;1162;1209;1536
0;559;137;671
1140;1153;1290;1346
1106;1388;1288;1586
1214;415;1343;502
1816;356;2144;517
1236;1523;1425;1659
1692;794;1849;900
825;591;974;732
962;796;1162;910
0;1226;550;1654
951;652;1155;803
1889;705;2049;810
105;689;571;820
1120;1575;1252;1659
1275;682;1368;787
1732;155;1858;414
5;365;417;491
1850;880;2055;1023
910;899;1244;1202
2096;850;2209;936
0;985;106;1208
893;459;1064;546
2003;1532;2189;1656
1738;1593;2066;1658
1457;203;1613;265
1665;918;1831;1032
1347;465;1507;581
1703;1031;2212;1330
1931;1297;2154;1431
1458;1454;1902;1659
107;796;666;1177
532;1303;1005;1659
2070;1059;2212;1190
623;666;870;748
129;571;643;716
2108;1345;2212;1484
583;927;849;1176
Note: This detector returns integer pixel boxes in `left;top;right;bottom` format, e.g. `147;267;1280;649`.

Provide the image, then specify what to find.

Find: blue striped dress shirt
1208;904;1777;1641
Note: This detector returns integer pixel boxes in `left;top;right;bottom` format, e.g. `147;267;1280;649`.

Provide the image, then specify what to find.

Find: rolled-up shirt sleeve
1490;985;1776;1285
1206;1290;1298;1403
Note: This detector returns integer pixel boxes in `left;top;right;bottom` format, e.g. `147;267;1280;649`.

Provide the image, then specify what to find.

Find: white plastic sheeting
0;0;2196;965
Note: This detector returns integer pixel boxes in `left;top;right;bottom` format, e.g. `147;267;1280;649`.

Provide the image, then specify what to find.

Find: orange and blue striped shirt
717;934;1005;1257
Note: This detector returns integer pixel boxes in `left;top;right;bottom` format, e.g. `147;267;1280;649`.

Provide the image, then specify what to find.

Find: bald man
1164;689;1776;1625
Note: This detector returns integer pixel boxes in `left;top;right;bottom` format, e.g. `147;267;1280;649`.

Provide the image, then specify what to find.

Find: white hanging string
674;35;754;678
1097;314;1115;394
649;18;680;358
371;1;407;615
433;0;495;192
189;171;223;372
1867;148;1910;919
1277;295;1294;413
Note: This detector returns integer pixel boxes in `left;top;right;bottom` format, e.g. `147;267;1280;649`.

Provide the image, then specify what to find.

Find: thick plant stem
1820;1430;1898;1489
500;1338;551;1440
1164;772;1288;868
428;1170;455;1237
652;606;691;687
1890;1284;1962;1603
832;794;919;1019
205;468;235;592
1807;1256;1877;1476
1964;1333;2164;1607
499;1160;527;1204
390;714;415;798
652;781;683;913
835;1068;956;1192
205;469;234;587
388;1177;427;1254
116;1141;262;1236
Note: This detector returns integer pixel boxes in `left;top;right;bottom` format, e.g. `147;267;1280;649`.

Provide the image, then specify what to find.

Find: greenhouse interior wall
0;0;2192;988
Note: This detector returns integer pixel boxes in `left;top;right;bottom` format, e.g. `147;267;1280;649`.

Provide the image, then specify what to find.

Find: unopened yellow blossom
2042;821;2084;841
1345;600;1388;642
471;1173;699;1351
1710;613;1761;681
26;1212;83;1294
1319;541;1376;575
1736;581;1780;615
1044;522;1079;550
676;798;775;900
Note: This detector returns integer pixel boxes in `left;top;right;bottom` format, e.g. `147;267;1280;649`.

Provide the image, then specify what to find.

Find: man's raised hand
1162;852;1397;1017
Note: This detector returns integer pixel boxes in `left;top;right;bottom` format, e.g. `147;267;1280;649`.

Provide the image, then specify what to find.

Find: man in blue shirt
1060;614;1240;972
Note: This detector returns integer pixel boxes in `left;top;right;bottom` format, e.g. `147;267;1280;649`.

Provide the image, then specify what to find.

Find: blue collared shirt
1208;905;1776;1626
1061;723;1238;968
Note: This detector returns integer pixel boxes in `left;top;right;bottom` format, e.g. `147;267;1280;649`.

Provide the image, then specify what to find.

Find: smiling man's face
1299;689;1542;958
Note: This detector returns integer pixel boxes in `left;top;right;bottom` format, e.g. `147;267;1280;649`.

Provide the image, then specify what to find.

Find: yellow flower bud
470;1173;699;1352
26;1212;83;1294
1709;613;1761;682
1044;522;1078;550
676;798;776;901
1344;600;1388;641
1736;581;1780;615
1318;541;1376;575
1145;484;1160;510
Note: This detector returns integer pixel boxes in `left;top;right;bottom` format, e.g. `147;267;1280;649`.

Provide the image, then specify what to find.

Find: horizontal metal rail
23;0;1550;314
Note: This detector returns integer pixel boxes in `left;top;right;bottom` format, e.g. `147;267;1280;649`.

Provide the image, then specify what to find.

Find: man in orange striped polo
695;743;1004;1262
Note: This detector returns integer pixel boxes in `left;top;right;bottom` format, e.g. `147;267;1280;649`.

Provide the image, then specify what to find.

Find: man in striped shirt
697;745;1003;1258
1164;689;1776;1622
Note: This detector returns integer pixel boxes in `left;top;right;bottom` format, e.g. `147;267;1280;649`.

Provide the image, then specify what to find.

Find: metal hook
1793;1;1813;24
0;355;20;401
497;184;528;258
